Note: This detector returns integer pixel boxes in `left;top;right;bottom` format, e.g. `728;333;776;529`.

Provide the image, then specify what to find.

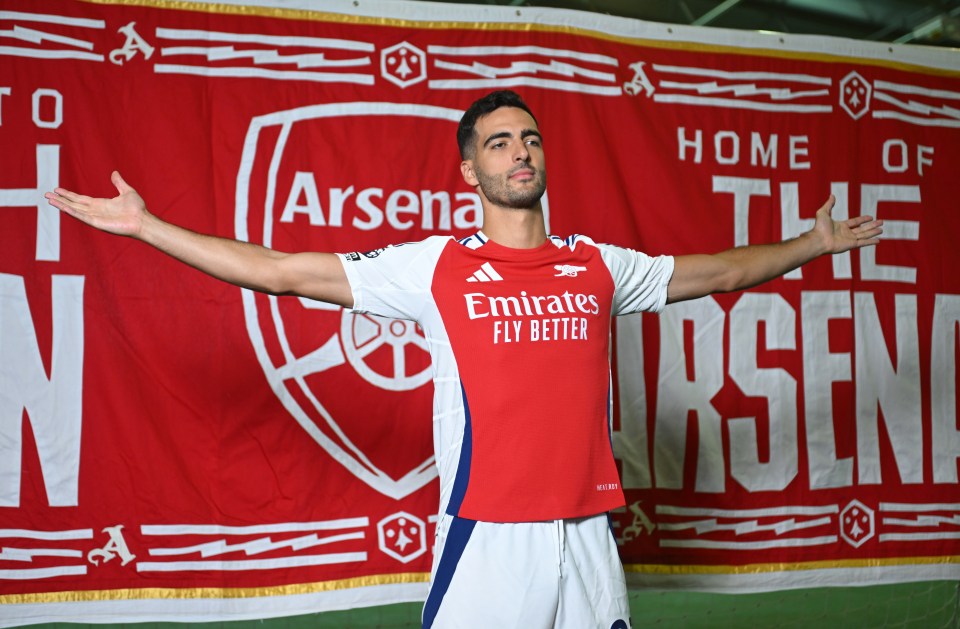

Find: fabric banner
1;0;959;623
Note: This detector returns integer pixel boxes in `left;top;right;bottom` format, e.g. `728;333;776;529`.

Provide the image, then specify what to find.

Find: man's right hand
43;171;354;308
45;170;148;238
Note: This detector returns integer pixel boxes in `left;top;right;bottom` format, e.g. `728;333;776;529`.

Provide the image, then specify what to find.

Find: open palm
812;195;883;254
45;171;148;238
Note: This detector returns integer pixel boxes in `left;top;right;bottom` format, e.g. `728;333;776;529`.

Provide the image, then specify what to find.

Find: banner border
624;554;960;576
72;0;960;77
0;572;430;605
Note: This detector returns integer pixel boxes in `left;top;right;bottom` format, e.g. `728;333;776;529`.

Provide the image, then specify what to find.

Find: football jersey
339;232;674;522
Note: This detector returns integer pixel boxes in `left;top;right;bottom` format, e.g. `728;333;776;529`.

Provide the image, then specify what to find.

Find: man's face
461;107;546;210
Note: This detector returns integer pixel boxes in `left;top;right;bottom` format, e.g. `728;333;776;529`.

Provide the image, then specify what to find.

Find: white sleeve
597;242;675;315
337;237;448;321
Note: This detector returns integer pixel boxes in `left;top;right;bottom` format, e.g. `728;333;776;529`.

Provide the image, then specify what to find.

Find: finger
45;193;83;216
856;226;884;240
818;194;836;216
51;187;91;205
846;215;876;228
851;219;883;233
112;170;132;195
44;193;67;211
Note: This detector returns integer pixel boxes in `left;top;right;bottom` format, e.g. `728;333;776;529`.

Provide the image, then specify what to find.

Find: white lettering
828;182;853;280
528;317;587;342
420;190;451;231
328;186;353;227
714;131;739;165
751;132;777;168
0;87;10;125
854;293;922;484
779;182;814;281
0;145;60;261
654;298;726;492
789;135;810;169
277;177;480;233
454;193;482;230
465;291;599;320
931;294;960;483
614;292;953;494
859;185;921;284
882;139;933;175
713;176;771;247
386;189;418;230
729;294;798;491
88;525;135;566
612;316;651;489
918;145;934;176
0;275;85;507
677;127;702;163
280;172;325;225
109;21;154;66
354;187;384;230
679;129;810;169
882;139;909;173
464;293;488;319
802;291;853;489
780;182;852;280
32;89;62;129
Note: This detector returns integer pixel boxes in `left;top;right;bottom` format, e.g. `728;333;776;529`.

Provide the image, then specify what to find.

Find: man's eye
526;139;541;147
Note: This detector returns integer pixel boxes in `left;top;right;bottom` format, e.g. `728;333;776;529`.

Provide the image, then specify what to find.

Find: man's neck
480;203;548;249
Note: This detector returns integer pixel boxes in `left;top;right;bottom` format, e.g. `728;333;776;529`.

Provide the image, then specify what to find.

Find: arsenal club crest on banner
235;101;476;499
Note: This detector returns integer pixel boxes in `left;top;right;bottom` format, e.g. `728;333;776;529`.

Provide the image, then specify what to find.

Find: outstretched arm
666;196;883;304
45;171;353;307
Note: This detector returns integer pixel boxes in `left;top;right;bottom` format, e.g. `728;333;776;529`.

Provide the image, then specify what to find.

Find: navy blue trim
458;232;489;250
446;384;473;516
606;378;614;449
422;517;477;629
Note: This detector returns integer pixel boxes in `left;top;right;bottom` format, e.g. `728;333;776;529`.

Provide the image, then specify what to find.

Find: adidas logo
466;262;504;283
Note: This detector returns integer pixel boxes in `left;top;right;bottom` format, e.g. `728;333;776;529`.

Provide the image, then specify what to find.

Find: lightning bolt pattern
0;25;93;49
0;547;82;562
660;80;828;101
659;516;832;537
874;91;960;120
160;45;370;69
882;514;960;528
435;58;614;83
148;531;364;558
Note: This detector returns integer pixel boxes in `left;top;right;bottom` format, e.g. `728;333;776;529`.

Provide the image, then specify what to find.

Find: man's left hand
812;195;884;254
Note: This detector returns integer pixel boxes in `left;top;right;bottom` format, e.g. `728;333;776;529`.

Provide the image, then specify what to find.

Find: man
45;90;881;628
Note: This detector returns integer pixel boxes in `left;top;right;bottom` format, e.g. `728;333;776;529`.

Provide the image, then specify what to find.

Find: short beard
475;164;546;210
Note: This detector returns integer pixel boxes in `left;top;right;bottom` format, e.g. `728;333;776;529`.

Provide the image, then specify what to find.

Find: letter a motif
87;524;136;566
109;22;155;66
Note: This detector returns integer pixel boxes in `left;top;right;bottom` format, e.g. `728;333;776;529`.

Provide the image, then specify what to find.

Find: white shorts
422;513;630;629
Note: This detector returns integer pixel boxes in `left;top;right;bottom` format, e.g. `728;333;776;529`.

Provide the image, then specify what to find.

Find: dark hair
457;90;538;159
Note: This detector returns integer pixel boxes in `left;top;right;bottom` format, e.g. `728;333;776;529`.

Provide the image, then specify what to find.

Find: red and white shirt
339;232;674;522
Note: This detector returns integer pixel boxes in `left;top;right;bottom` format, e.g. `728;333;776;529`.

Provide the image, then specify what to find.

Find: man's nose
514;143;530;161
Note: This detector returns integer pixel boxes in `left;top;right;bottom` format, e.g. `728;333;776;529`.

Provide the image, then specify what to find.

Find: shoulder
549;234;599;250
339;235;453;263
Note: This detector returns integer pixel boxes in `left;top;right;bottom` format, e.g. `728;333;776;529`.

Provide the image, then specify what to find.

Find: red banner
2;0;959;623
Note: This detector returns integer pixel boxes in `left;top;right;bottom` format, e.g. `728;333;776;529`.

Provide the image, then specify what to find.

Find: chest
427;244;615;352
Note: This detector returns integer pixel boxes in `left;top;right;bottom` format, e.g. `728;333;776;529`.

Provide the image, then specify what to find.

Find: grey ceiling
422;0;960;47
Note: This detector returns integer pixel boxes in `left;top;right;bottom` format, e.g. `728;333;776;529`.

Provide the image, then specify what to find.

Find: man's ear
460;160;479;187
